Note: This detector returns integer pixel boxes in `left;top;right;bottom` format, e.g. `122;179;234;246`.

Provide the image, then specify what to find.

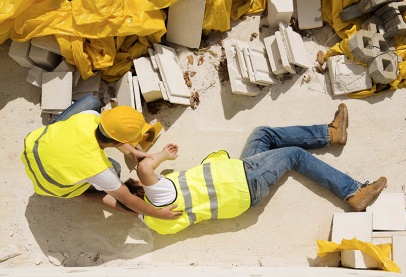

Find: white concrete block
31;35;61;55
267;0;294;27
29;45;61;71
223;39;262;96
264;35;288;75
279;22;310;69
26;65;46;87
53;59;80;87
274;31;296;74
153;43;191;98
366;192;406;231
332;212;373;243
236;41;250;79
327;55;372;96
341;250;381;269
392;236;406;272
132;76;143;113
133;56;163;103
73;72;101;95
8;40;34;68
166;0;206;49
243;45;276;85
116;71;136;110
41;72;72;113
296;0;323;30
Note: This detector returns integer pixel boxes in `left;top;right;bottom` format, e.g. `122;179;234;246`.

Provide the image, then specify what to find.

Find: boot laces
361;181;370;188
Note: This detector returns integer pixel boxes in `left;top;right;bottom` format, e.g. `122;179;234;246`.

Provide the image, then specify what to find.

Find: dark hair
95;125;120;144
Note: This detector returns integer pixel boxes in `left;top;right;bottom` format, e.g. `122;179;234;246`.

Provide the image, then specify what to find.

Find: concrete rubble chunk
29;44;61;71
0;244;20;262
267;0;294;28
31;35;61;55
26;65;46;88
263;35;288;75
133;56;163;103
8;40;34;68
296;0;323;30
166;0;206;49
327;55;372;96
41;72;73;114
368;52;399;84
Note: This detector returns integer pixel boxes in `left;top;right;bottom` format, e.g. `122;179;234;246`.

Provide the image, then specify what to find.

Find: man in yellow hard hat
21;95;181;220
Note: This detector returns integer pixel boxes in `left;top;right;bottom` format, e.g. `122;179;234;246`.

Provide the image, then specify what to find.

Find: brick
274;31;296;74
133;56;163;103
327;55;372;95
166;0;206;49
29;45;61;71
267;0;294;27
8;40;34;68
41;72;72;113
26;65;46;87
297;0;323;30
366;192;406;231
264;35;288;75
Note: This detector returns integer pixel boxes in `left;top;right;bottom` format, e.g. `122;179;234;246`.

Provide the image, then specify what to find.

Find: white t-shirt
77;110;122;192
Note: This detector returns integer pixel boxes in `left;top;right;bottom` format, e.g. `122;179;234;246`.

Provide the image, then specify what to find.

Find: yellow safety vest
21;113;113;198
143;150;251;234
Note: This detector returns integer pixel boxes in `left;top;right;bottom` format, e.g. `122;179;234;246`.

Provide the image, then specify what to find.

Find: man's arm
116;143;153;162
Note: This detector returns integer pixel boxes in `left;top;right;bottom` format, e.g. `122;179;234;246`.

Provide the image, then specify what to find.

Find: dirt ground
0;13;405;272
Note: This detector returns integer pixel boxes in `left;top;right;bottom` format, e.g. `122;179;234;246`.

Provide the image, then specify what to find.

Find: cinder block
132;76;143;113
264;35;288;75
327;55;372;96
133;56;163;103
348;26;389;63
296;0;323;30
242;45;276;85
115;71;136;110
8;40;34;68
30;35;61;55
267;0;294;27
368;52;399;84
166;0;206;49
392;236;406;272
279;22;310;69
274;31;296;74
26;65;46;87
366;192;406;231
223;39;262;96
73;71;101;95
29;45;61;71
41;72;72;113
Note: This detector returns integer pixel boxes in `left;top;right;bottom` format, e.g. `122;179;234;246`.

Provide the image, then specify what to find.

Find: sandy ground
0;14;405;272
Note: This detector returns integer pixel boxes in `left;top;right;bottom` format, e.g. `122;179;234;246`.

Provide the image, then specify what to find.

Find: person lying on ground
126;104;387;234
21;95;181;220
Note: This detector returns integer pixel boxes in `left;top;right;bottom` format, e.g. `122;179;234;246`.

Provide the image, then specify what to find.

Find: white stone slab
153;43;191;98
332;212;373;243
31;35;61;55
166;0;206;49
392;236;406;272
279;22;310;69
275;31;296;74
8;40;34;68
267;0;294;27
223;39;262;96
73;71;101;94
133;56;163;103
236;41;250;79
29;45;61;71
296;0;323;30
41;72;72;113
327;55;372;96
264;35;288;75
366;192;406;231
26;65;46;87
132;76;143;113
243;45;276;85
116;71;136;110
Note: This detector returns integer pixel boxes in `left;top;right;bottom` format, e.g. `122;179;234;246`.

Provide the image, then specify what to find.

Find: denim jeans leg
243;146;361;206
50;95;101;124
240;125;330;159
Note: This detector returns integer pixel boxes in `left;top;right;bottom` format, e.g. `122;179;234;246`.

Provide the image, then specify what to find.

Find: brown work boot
347;177;387;212
328;103;348;145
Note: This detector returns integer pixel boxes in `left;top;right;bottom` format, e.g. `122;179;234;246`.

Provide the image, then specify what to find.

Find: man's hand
117;143;154;163
163;143;179;160
158;204;183;219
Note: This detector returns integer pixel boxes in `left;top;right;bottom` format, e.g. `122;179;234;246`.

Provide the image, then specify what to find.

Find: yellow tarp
321;0;406;98
1;0;265;82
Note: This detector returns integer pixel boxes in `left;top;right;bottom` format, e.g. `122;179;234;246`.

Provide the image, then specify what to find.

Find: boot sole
338;103;348;145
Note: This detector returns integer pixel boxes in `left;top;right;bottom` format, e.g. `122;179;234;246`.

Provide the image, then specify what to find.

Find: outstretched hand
160;204;182;219
163;143;179;160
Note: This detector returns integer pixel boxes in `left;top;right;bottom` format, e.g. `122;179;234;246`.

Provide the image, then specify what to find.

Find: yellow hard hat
100;106;146;144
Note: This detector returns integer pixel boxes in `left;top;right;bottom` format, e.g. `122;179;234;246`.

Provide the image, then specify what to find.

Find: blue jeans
240;125;361;206
49;95;121;177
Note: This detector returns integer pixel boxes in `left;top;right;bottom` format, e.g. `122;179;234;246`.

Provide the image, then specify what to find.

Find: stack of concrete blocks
166;0;206;49
296;0;323;30
267;0;294;28
223;38;276;96
375;1;406;38
115;71;142;113
263;22;310;77
348;22;398;85
339;0;400;22
332;192;406;271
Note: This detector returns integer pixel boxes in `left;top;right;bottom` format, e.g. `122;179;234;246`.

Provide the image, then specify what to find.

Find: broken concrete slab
133;56;163;103
327;55;372;96
28;45;61;71
236;41;250;80
274;31;296;74
41;72;72;114
267;0;294;28
279;22;310;69
296;0;323;30
30;35;61;55
264;35;288;75
115;71;136;110
243;45;276;86
8;40;34;68
132;76;143;113
166;0;206;49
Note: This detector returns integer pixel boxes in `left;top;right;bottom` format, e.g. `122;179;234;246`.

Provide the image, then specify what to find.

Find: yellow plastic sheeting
321;0;406;98
317;238;400;273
